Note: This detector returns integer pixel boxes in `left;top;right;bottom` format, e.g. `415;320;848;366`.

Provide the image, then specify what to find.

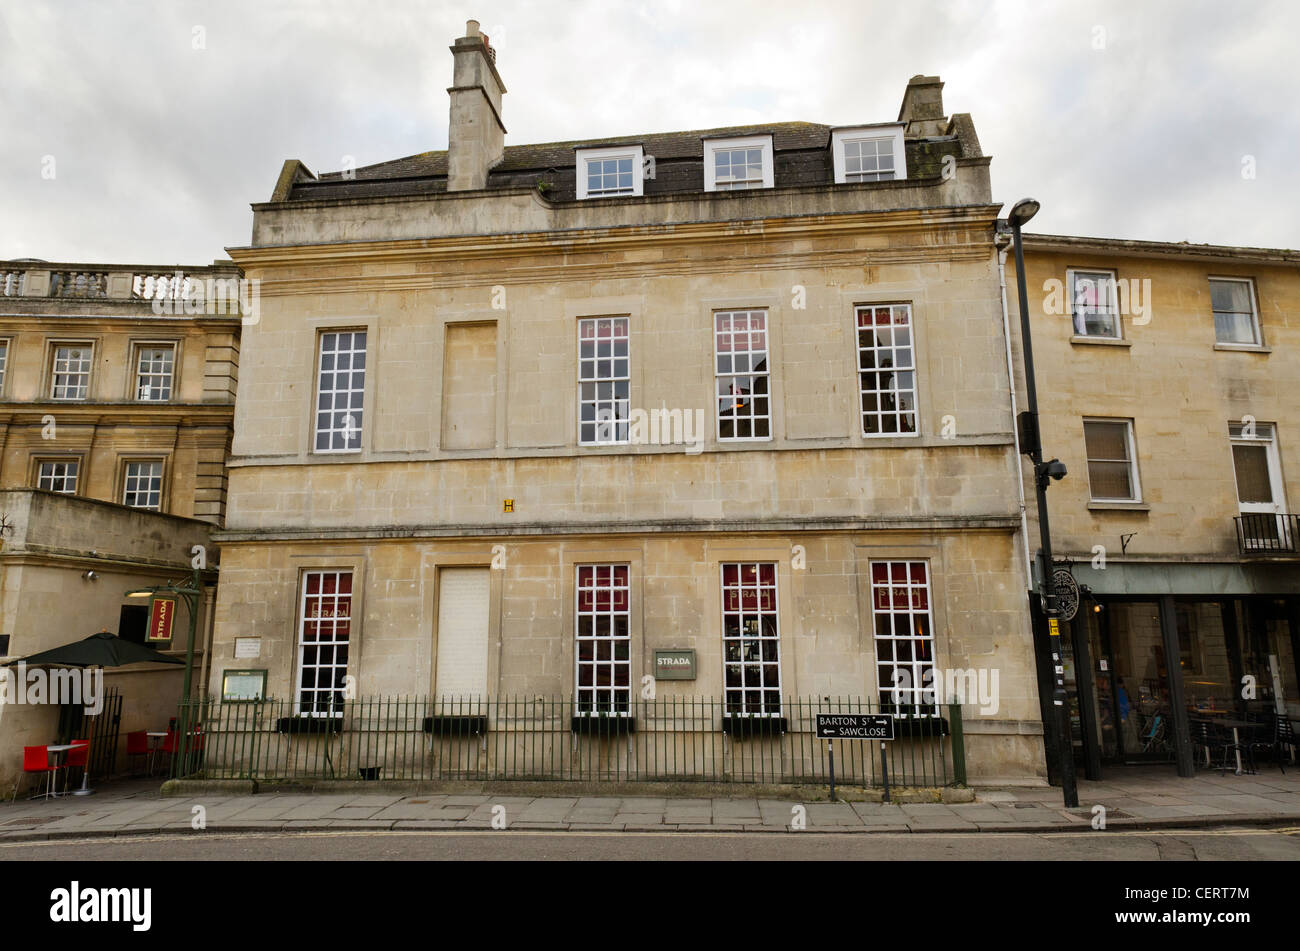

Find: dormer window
832;126;908;183
704;135;774;191
576;146;644;199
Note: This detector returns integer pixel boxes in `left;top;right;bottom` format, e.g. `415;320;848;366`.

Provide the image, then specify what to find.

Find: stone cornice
213;514;1021;544
229;204;1001;272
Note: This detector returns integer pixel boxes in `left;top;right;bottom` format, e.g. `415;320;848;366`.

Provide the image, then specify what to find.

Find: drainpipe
996;234;1034;591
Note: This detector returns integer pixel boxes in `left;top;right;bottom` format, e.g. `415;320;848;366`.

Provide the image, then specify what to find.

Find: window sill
1214;343;1271;354
1087;501;1151;512
1069;335;1131;347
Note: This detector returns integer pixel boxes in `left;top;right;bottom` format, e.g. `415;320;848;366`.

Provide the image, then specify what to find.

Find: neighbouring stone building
207;21;1046;783
0;260;239;791
1008;235;1300;778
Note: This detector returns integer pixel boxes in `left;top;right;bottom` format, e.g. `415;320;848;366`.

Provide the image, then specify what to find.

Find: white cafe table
43;744;79;797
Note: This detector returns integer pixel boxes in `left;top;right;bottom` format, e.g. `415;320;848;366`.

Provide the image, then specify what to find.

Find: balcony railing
1235;513;1300;556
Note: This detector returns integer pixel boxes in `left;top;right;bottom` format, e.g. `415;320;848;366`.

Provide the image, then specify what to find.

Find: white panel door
435;568;490;699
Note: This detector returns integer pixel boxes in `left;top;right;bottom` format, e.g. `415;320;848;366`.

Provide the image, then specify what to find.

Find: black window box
570;715;636;736
722;716;788;738
276;716;343;735
422;715;488;736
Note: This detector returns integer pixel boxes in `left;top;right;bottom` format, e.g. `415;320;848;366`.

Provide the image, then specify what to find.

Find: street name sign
815;713;895;741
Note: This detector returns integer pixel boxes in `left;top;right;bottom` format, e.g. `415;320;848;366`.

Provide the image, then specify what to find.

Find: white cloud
0;0;1295;262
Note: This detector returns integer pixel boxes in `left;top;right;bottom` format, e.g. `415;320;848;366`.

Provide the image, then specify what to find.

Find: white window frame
856;303;919;437
869;560;938;716
574;564;632;716
1083;418;1141;502
720;562;782;717
832;125;908;183
1230;422;1285;511
0;339;9;396
577;317;631;446
1068;268;1123;339
703;135;774;192
575;146;644;200
295;570;353;717
36;458;79;495
313;330;367;454
122;459;164;510
714;309;772;441
133;342;176;401
50;342;93;400
1209;277;1262;347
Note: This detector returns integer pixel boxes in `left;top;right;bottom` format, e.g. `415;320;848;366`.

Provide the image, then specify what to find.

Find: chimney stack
897;75;946;136
447;19;507;192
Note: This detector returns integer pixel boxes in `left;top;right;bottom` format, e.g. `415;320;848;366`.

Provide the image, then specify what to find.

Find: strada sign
815;713;895;741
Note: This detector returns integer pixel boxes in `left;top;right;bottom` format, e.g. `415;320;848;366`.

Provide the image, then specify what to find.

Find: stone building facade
0;260;238;791
0;260;241;522
207;22;1045;783
1007;235;1300;778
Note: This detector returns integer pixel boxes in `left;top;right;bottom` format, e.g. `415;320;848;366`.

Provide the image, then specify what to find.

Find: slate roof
287;120;967;203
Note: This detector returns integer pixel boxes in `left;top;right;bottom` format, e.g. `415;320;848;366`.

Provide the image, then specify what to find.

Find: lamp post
1007;197;1079;809
126;564;203;775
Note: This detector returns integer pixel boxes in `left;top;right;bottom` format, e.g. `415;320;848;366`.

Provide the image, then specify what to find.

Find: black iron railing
170;695;966;789
1235;514;1299;555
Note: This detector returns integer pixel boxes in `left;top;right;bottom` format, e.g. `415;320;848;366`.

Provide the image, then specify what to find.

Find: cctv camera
1044;459;1067;481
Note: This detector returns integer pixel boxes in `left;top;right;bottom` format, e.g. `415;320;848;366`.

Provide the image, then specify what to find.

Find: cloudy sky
1;0;1296;264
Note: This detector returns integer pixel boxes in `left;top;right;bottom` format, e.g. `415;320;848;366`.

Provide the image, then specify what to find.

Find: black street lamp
1007;197;1080;809
126;565;204;774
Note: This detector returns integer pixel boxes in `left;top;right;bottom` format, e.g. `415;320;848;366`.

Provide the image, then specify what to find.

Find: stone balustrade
0;260;242;310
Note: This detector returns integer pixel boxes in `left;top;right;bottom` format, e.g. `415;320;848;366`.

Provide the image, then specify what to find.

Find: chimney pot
466;19;480;36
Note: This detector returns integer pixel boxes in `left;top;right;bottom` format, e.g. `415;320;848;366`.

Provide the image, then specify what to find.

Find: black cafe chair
1191;719;1232;772
1248;714;1297;774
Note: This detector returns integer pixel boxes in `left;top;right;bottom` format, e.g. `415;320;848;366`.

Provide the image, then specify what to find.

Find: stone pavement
0;766;1296;841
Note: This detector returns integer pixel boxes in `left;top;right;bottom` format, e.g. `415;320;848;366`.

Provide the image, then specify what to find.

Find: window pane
576;564;631;714
870;561;937;716
1210;280;1257;345
298;570;353;714
721;563;780;715
577;317;630;444
314;332;366;452
1233;445;1273;503
857;305;917;436
715;310;770;440
1071;271;1120;337
1084;421;1136;500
